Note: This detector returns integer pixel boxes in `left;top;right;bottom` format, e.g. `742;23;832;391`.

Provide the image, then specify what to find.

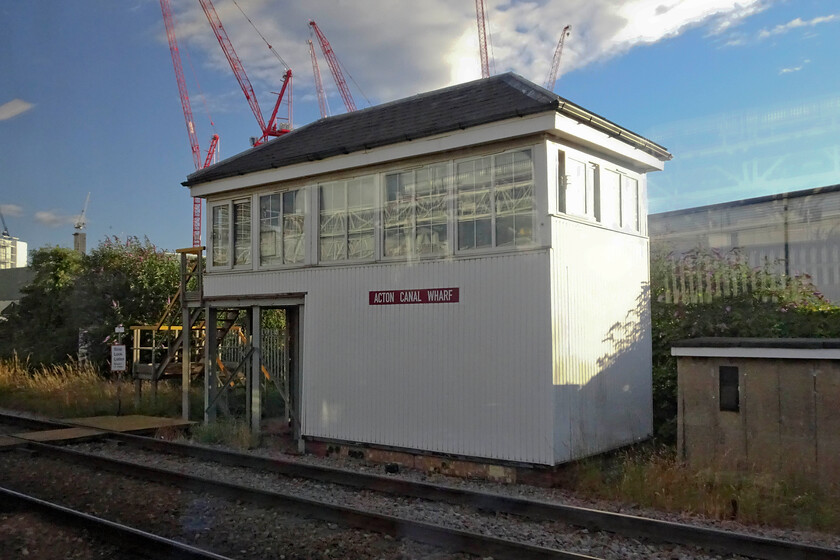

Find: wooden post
133;328;141;409
204;305;217;423
182;310;191;421
250;306;261;435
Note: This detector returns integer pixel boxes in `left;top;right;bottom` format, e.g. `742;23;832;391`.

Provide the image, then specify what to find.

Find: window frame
259;188;306;268
208;197;254;270
382;162;451;260
454;148;537;254
317;175;378;264
559;150;598;221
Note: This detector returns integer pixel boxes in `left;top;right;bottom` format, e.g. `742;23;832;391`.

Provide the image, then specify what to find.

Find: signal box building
184;73;672;467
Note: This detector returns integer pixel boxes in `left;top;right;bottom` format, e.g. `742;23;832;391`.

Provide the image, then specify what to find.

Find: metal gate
219;326;290;421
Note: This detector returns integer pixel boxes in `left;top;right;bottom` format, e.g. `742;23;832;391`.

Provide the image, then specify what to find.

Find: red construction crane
308;39;329;119
544;25;571;91
475;0;490;78
198;0;292;146
309;20;356;113
160;0;219;247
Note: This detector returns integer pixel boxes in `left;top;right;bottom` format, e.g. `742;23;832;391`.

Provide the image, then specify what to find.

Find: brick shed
672;338;840;486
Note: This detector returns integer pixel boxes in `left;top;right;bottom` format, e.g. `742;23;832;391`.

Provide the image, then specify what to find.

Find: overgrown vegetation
650;246;840;442
189;419;259;449
562;446;839;533
0;237;179;368
0;355;201;419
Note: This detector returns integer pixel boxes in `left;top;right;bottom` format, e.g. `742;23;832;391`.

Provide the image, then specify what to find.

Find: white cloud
163;0;767;109
0;204;23;217
35;210;75;228
779;59;810;75
758;13;840;39
0;99;34;121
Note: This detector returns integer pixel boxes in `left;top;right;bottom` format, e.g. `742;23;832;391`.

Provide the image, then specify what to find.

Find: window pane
233;201;251;266
457;157;492;250
496;149;534;247
283;190;305;264
320;182;346;261
260;194;282;265
600;169;621;229
719;366;739;412
564;158;587;216
211;205;229;266
320;176;375;262
384;171;414;257
621;175;639;231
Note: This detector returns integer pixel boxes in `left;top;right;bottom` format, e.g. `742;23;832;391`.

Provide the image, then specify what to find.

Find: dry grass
0;355;201;419
567;446;840;533
189;418;258;449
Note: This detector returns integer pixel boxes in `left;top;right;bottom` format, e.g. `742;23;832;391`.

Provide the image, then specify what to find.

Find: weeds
565;445;839;533
0;355;201;419
189;419;258;449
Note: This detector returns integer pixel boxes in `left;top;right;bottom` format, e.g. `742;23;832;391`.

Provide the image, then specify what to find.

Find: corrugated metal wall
549;218;653;463
205;250;556;464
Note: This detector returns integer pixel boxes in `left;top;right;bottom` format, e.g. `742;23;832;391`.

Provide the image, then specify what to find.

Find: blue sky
2;0;839;254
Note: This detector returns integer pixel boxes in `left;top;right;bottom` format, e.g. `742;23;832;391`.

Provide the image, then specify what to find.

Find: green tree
0;237;180;369
70;237;180;366
0;247;84;364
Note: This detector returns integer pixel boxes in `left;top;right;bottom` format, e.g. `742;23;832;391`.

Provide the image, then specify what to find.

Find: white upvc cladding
199;125;659;464
205;252;556;464
546;138;653;463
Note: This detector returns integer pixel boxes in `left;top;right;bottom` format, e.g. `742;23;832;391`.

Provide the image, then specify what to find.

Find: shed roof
184;73;671;187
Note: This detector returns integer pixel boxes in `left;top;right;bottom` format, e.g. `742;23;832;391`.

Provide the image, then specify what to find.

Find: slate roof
184;72;670;187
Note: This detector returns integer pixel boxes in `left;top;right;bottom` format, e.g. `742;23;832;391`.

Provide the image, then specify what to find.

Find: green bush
650;247;840;443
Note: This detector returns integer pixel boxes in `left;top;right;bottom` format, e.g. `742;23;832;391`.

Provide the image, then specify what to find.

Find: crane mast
308;39;329;119
475;0;490;78
0;209;9;238
160;0;218;246
309;21;356;113
544;25;571;91
198;0;291;145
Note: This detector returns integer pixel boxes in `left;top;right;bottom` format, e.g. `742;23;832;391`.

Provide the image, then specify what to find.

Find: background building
649;184;840;303
0;235;27;269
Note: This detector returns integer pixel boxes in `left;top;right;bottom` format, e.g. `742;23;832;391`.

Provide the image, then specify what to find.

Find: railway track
2;410;838;560
1;486;233;560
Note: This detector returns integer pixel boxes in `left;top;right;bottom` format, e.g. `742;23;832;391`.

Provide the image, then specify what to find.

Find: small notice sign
369;288;460;305
111;344;127;373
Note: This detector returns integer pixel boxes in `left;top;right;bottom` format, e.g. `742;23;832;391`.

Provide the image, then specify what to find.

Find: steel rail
102;431;840;560
3;410;838;560
0;486;233;560
14;440;598;560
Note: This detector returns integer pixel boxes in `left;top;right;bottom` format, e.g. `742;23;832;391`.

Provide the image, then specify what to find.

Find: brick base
304;439;571;487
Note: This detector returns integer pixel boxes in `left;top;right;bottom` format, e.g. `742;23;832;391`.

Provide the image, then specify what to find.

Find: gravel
0;510;136;560
254;443;840;551
68;440;753;560
0;451;464;560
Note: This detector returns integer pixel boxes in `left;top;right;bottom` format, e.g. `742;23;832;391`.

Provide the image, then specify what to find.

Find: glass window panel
259;194;282;265
320;176;375;262
564;158;587;216
282;190;305;264
233;201;251;266
621;175;639;232
600;169;621;229
475;218;492;248
496;215;515;247
385;163;448;258
211;205;229;267
457;150;533;250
